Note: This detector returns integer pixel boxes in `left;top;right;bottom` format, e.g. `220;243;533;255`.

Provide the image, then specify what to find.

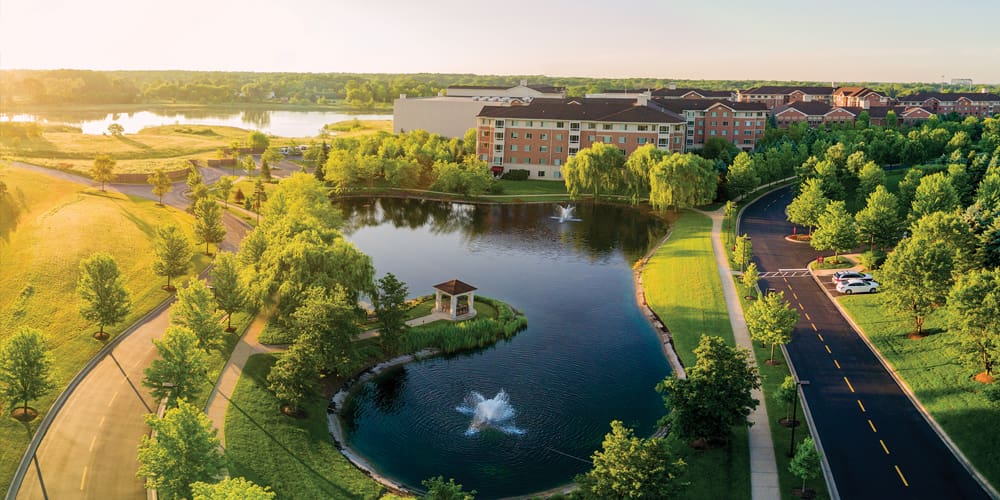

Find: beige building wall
393;96;488;138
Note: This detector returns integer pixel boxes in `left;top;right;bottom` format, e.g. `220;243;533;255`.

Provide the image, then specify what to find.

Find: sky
2;0;999;83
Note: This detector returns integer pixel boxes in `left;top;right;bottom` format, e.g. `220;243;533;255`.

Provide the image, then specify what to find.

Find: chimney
399;93;407;99
668;82;677;90
636;94;650;107
520;79;528;87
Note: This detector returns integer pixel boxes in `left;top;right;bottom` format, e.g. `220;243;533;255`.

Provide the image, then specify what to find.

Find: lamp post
788;379;811;457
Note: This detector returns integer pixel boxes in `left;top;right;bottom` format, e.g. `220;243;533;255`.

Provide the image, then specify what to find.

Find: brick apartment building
736;86;835;109
475;97;688;180
773;102;935;128
654;99;770;151
831;86;891;108
896;91;1000;117
587;87;732;100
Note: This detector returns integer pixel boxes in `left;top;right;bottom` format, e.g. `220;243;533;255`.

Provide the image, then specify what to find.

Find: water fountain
455;390;524;436
550;204;581;223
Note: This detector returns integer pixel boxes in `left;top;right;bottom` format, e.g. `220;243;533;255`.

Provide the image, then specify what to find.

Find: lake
0;108;392;137
336;198;672;498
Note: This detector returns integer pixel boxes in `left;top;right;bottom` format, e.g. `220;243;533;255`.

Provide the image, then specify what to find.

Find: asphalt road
11;162;248;499
741;187;991;499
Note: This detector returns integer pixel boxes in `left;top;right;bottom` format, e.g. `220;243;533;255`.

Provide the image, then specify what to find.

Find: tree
741;262;760;296
947;270;1000;380
152;225;192;290
191;478;275;500
810;201;857;262
215;176;234;206
622;144;665;204
186;167;203;192
561;142;625;201
649;153;718;212
78;252;131;339
786;178;829;235
147;168;173;205
142;326;210;407
171;279;224;352
267;342;319;415
137;400;226;500
0;328;55;416
745;291;799;364
789;437;822;495
253;178;267;221
229;140;242;175
777;375;798;422
911;210;979;273
856;110;871;129
243;155;257;178
260;157;272;182
886;110;899;128
734;234;753;272
909;172;959;226
193;197;225;255
856;162;885;200
422;476;476;500
261;147;284;168
855;186;901;251
91;154;116;191
293;286;361;376
896;168;924;218
210;252;244;331
578;420;687;499
107;123;124;136
880;236;954;336
247;130;270;152
373;273;409;351
725;152;760;201
656;335;761;443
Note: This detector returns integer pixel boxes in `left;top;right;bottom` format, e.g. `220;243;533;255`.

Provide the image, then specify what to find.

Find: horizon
2;0;999;84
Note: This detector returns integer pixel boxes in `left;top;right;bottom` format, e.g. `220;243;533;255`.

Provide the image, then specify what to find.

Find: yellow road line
805;312;811;321
895;465;909;486
99;416;106;428
89;435;97;452
880;439;890;455
108;391;119;407
811;322;817;331
844;376;854;392
80;466;88;490
793;292;799;300
868;419;878;433
825;345;832;354
784;278;789;283
817;333;824;341
798;302;805;309
857;399;866;412
834;359;841;369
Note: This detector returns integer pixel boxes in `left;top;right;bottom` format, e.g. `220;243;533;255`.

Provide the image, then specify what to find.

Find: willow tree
622;144;666;204
648;153;717;212
560;143;625;201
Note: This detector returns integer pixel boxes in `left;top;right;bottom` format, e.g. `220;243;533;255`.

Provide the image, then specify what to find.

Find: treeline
4;69;998;107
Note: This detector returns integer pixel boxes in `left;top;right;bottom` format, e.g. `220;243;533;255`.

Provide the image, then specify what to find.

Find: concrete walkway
698;208;781;500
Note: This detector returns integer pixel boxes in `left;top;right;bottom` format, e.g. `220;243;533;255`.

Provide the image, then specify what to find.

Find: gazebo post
450;293;458;318
435;290;442;313
468;291;475;311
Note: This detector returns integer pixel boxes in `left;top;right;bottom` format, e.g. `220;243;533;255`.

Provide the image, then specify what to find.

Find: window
540;133;548;140
674;137;680;144
556;134;564;140
495;120;505;128
744;139;752;145
711;112;717;117
524;145;531;152
710;130;717;136
660;126;669;133
570;123;580;130
602;135;612;143
509;156;516;163
570;135;580;143
569;147;579;155
481;142;488;150
710;121;716;126
745;130;752;135
602;123;613;130
723;112;729;117
618;136;626;144
494;145;503;152
733;129;739;135
510;120;520;126
638;125;649;131
588;135;596;142
619;149;626;155
620;124;629;131
525;121;533;127
722;130;727;136
722;121;729;126
510;132;519;138
510;145;518;151
537;170;545;177
745;121;752;127
526;133;533;139
554;159;562;166
556;146;563;153
481;130;489;137
540;146;548;152
493;157;502;165
658;138;668;147
479;154;487;161
638;138;648;145
556;121;565;128
587;123;596;129
555;171;561;178
525;158;532;164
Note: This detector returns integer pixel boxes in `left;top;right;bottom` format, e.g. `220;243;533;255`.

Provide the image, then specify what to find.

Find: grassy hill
0;166;210;491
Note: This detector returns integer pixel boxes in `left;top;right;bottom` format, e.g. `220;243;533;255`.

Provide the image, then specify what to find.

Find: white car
831;271;874;284
836;279;880;294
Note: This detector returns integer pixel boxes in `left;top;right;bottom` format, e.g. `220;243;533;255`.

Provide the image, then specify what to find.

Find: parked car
831;271;874;284
279;146;291;155
836;279;880;294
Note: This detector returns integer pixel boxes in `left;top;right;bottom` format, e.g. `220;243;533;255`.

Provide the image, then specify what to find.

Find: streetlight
788;379;811;457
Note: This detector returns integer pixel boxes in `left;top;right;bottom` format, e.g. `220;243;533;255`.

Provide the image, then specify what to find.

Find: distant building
896;91;1000;117
654;99;769;150
951;78;973;87
773;102;934;128
831;87;891;108
736;86;835;109
393;81;566;138
587;87;733;100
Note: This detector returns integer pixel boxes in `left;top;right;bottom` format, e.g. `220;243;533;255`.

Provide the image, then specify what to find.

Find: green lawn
641;211;751;499
0;167;210;491
193;311;254;410
496;179;568;195
225;354;385;499
839;293;1000;491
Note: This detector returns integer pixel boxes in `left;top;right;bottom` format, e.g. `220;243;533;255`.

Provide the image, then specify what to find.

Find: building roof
863;106;934;118
741;86;835;96
526;85;566;94
447;84;566;94
477;98;685;123
653;88;733;99
898;91;1000;103
433;279;477;295
775;101;833;116
448;85;509;90
653;98;769;114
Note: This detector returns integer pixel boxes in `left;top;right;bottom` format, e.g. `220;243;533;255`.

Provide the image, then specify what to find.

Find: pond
337;198;672;498
0;108;392;137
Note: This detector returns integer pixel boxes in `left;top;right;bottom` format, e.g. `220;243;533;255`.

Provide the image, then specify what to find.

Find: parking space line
844;376;855;392
857;399;866;412
895;465;909;486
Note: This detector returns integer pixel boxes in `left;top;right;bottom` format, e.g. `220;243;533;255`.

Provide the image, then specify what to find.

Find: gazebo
433;279;477;319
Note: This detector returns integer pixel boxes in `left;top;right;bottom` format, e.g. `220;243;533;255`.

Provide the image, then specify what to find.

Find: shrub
859;249;886;270
501;169;530;181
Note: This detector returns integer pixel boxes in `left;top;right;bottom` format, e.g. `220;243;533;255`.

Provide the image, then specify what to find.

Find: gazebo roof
433;279;477;295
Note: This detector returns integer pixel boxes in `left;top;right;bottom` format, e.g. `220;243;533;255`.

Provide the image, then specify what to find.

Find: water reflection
337;198;667;264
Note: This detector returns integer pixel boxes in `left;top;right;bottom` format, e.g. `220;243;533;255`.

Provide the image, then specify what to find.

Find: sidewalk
698;208;781;500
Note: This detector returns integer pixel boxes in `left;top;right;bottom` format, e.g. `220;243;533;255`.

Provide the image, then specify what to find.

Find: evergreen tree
260;157;272;181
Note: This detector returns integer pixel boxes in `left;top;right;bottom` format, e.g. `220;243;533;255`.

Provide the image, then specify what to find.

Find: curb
633;225;687;379
807;268;1000;499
